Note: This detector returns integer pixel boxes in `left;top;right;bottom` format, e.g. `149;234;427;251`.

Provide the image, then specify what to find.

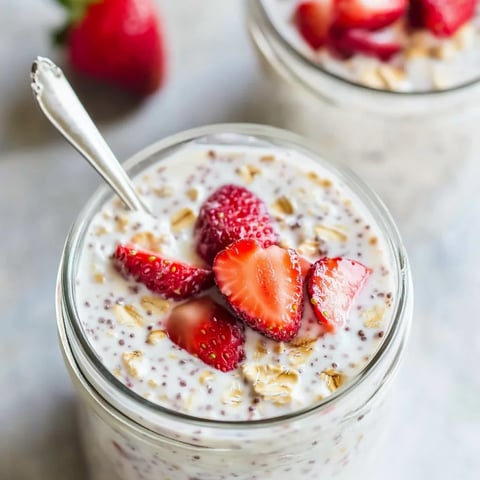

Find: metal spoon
30;56;151;214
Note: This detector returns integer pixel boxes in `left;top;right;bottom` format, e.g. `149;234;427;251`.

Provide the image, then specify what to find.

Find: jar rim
58;122;412;430
251;0;480;97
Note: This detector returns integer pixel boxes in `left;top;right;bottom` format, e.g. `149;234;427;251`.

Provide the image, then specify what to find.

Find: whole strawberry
194;184;279;264
55;0;165;95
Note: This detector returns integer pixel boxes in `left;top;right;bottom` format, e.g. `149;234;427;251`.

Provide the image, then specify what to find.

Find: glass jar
247;1;480;221
56;124;413;480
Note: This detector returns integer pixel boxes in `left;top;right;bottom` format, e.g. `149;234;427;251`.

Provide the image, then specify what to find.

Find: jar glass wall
57;124;413;480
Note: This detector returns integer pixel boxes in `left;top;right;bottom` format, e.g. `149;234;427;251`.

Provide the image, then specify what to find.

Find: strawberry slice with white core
329;27;402;61
335;0;407;31
408;0;476;37
299;256;314;280
213;239;304;342
307;257;372;333
295;0;336;49
166;297;245;372
113;244;213;301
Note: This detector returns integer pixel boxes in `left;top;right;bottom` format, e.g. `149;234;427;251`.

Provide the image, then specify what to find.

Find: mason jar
247;1;480;221
56;124;413;480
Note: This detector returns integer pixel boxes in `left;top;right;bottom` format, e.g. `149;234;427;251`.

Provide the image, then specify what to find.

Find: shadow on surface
0;396;89;480
63;63;145;122
2;61;144;151
220;79;275;127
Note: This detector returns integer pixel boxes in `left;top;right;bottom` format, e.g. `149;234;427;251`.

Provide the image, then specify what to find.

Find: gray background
1;1;479;479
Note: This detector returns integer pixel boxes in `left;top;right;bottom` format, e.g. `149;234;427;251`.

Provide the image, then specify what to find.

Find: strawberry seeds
264;0;479;91
76;143;395;420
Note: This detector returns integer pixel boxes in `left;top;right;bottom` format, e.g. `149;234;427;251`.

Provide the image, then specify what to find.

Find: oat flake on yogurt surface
75;144;394;420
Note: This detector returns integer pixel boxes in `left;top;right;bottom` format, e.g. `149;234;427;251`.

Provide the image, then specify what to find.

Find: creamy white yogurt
75;143;394;421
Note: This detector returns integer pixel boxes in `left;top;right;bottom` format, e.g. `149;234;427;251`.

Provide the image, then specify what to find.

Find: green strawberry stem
52;0;99;45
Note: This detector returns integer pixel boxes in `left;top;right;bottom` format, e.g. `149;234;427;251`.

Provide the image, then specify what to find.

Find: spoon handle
30;56;151;214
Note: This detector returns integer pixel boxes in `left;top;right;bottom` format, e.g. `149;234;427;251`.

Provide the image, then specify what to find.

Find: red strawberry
113;244;213;301
307;257;371;333
408;0;476;37
329;28;402;61
295;0;337;49
55;0;165;95
299;256;313;280
166;297;246;372
408;0;426;28
213;239;304;342
335;0;407;30
194;184;278;265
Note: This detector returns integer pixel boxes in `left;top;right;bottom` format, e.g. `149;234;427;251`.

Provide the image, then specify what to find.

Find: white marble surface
0;1;479;479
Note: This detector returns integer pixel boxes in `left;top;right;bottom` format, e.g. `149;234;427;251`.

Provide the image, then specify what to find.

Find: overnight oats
247;0;480;218
57;124;412;480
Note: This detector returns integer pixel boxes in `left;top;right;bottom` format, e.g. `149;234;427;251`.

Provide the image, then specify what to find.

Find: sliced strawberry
113;244;213;301
165;297;245;372
295;0;337;49
329;27;402;61
335;0;407;30
408;0;425;28
299;256;313;280
408;0;476;37
307;257;372;333
194;184;278;265
213;239;304;342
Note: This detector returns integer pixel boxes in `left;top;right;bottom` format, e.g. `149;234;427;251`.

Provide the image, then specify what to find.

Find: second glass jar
247;1;480;220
